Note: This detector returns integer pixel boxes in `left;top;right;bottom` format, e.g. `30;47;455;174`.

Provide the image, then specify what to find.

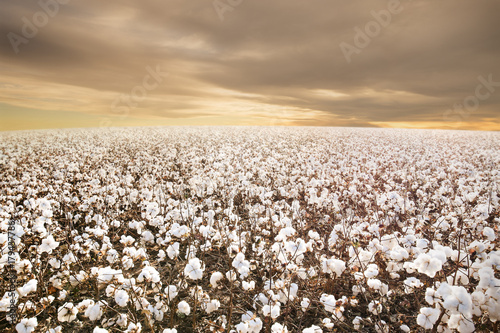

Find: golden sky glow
1;0;499;131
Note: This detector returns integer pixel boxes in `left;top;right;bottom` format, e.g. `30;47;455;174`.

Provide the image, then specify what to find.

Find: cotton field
0;126;499;333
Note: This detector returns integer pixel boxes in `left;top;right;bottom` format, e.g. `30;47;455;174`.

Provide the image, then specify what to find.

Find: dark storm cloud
0;0;499;129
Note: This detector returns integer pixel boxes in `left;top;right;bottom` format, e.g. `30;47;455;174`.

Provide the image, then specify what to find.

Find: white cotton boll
48;258;61;269
271;322;288;333
416;307;440;329
403;277;423;294
163;329;177;333
232;252;251;278
210;272;224;288
177;300;190;315
141;230;155;244
93;328;108;333
58;302;78;322
413;253;442;278
226;270;237;282
120;235;136;246
308;230;320;241
38;235;60;254
302;325;322;333
367;278;382;290
58;290;68;300
262;303;281;319
205;299;220;314
243;281;255;291
368;300;382;315
320;294;336;313
400;324;410;332
448;314;475;333
364;264;379;278
425;288;438;305
322;318;334;329
301;298;310;312
17;279;37;297
15;317;37;333
165;285;178;301
184;258;204;280
167;242;180;259
137;266;161;283
483;227;496;241
321;258;346;277
389;247;409;261
115;290;129;307
85;301;104;321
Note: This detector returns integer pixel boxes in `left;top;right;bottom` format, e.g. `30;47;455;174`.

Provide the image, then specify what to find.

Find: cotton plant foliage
0;126;498;332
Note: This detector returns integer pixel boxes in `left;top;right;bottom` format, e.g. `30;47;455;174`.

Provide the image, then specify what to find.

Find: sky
1;0;499;131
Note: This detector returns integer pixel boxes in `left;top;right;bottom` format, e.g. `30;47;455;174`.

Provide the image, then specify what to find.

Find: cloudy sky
1;0;499;131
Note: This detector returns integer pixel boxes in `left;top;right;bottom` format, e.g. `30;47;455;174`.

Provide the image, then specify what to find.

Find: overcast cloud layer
1;0;499;130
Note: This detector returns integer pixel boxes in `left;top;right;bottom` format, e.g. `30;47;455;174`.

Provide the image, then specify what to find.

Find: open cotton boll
262;303;281;319
115;290;129;307
413;253;443;278
321;257;346;277
243;281;255;291
364;264;379;278
38;235;59;254
184;258;204;280
416;307;440;329
232;252;251;278
210;272;224;288
271;322;288;333
447;313;475;333
85;301;106;321
17;279;37;297
205;299;220;314
166;242;180;259
57;302;78;322
164;285;178;301
15;317;37;333
137;266;161;283
302;325;323;333
482;227;496;241
177;300;190;315
93;327;108;333
163;329;177;333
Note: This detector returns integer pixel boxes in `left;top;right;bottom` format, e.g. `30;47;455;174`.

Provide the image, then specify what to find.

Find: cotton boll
364;264;379;278
58;302;78;322
15;317;37;333
271;322;288;333
416;307;440;329
163;329;177;333
321;257;346;277
115;290;129;307
210;272;224;288
243;281;255;291
93;328;108;333
177;300;190;315
302;325;323;333
205;299;220;314
164;285;178;302
166;242;180;259
85;301;104;321
368;300;382;315
482;227;496;241
17;279;37;297
301;298;310;312
413;253;442;278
